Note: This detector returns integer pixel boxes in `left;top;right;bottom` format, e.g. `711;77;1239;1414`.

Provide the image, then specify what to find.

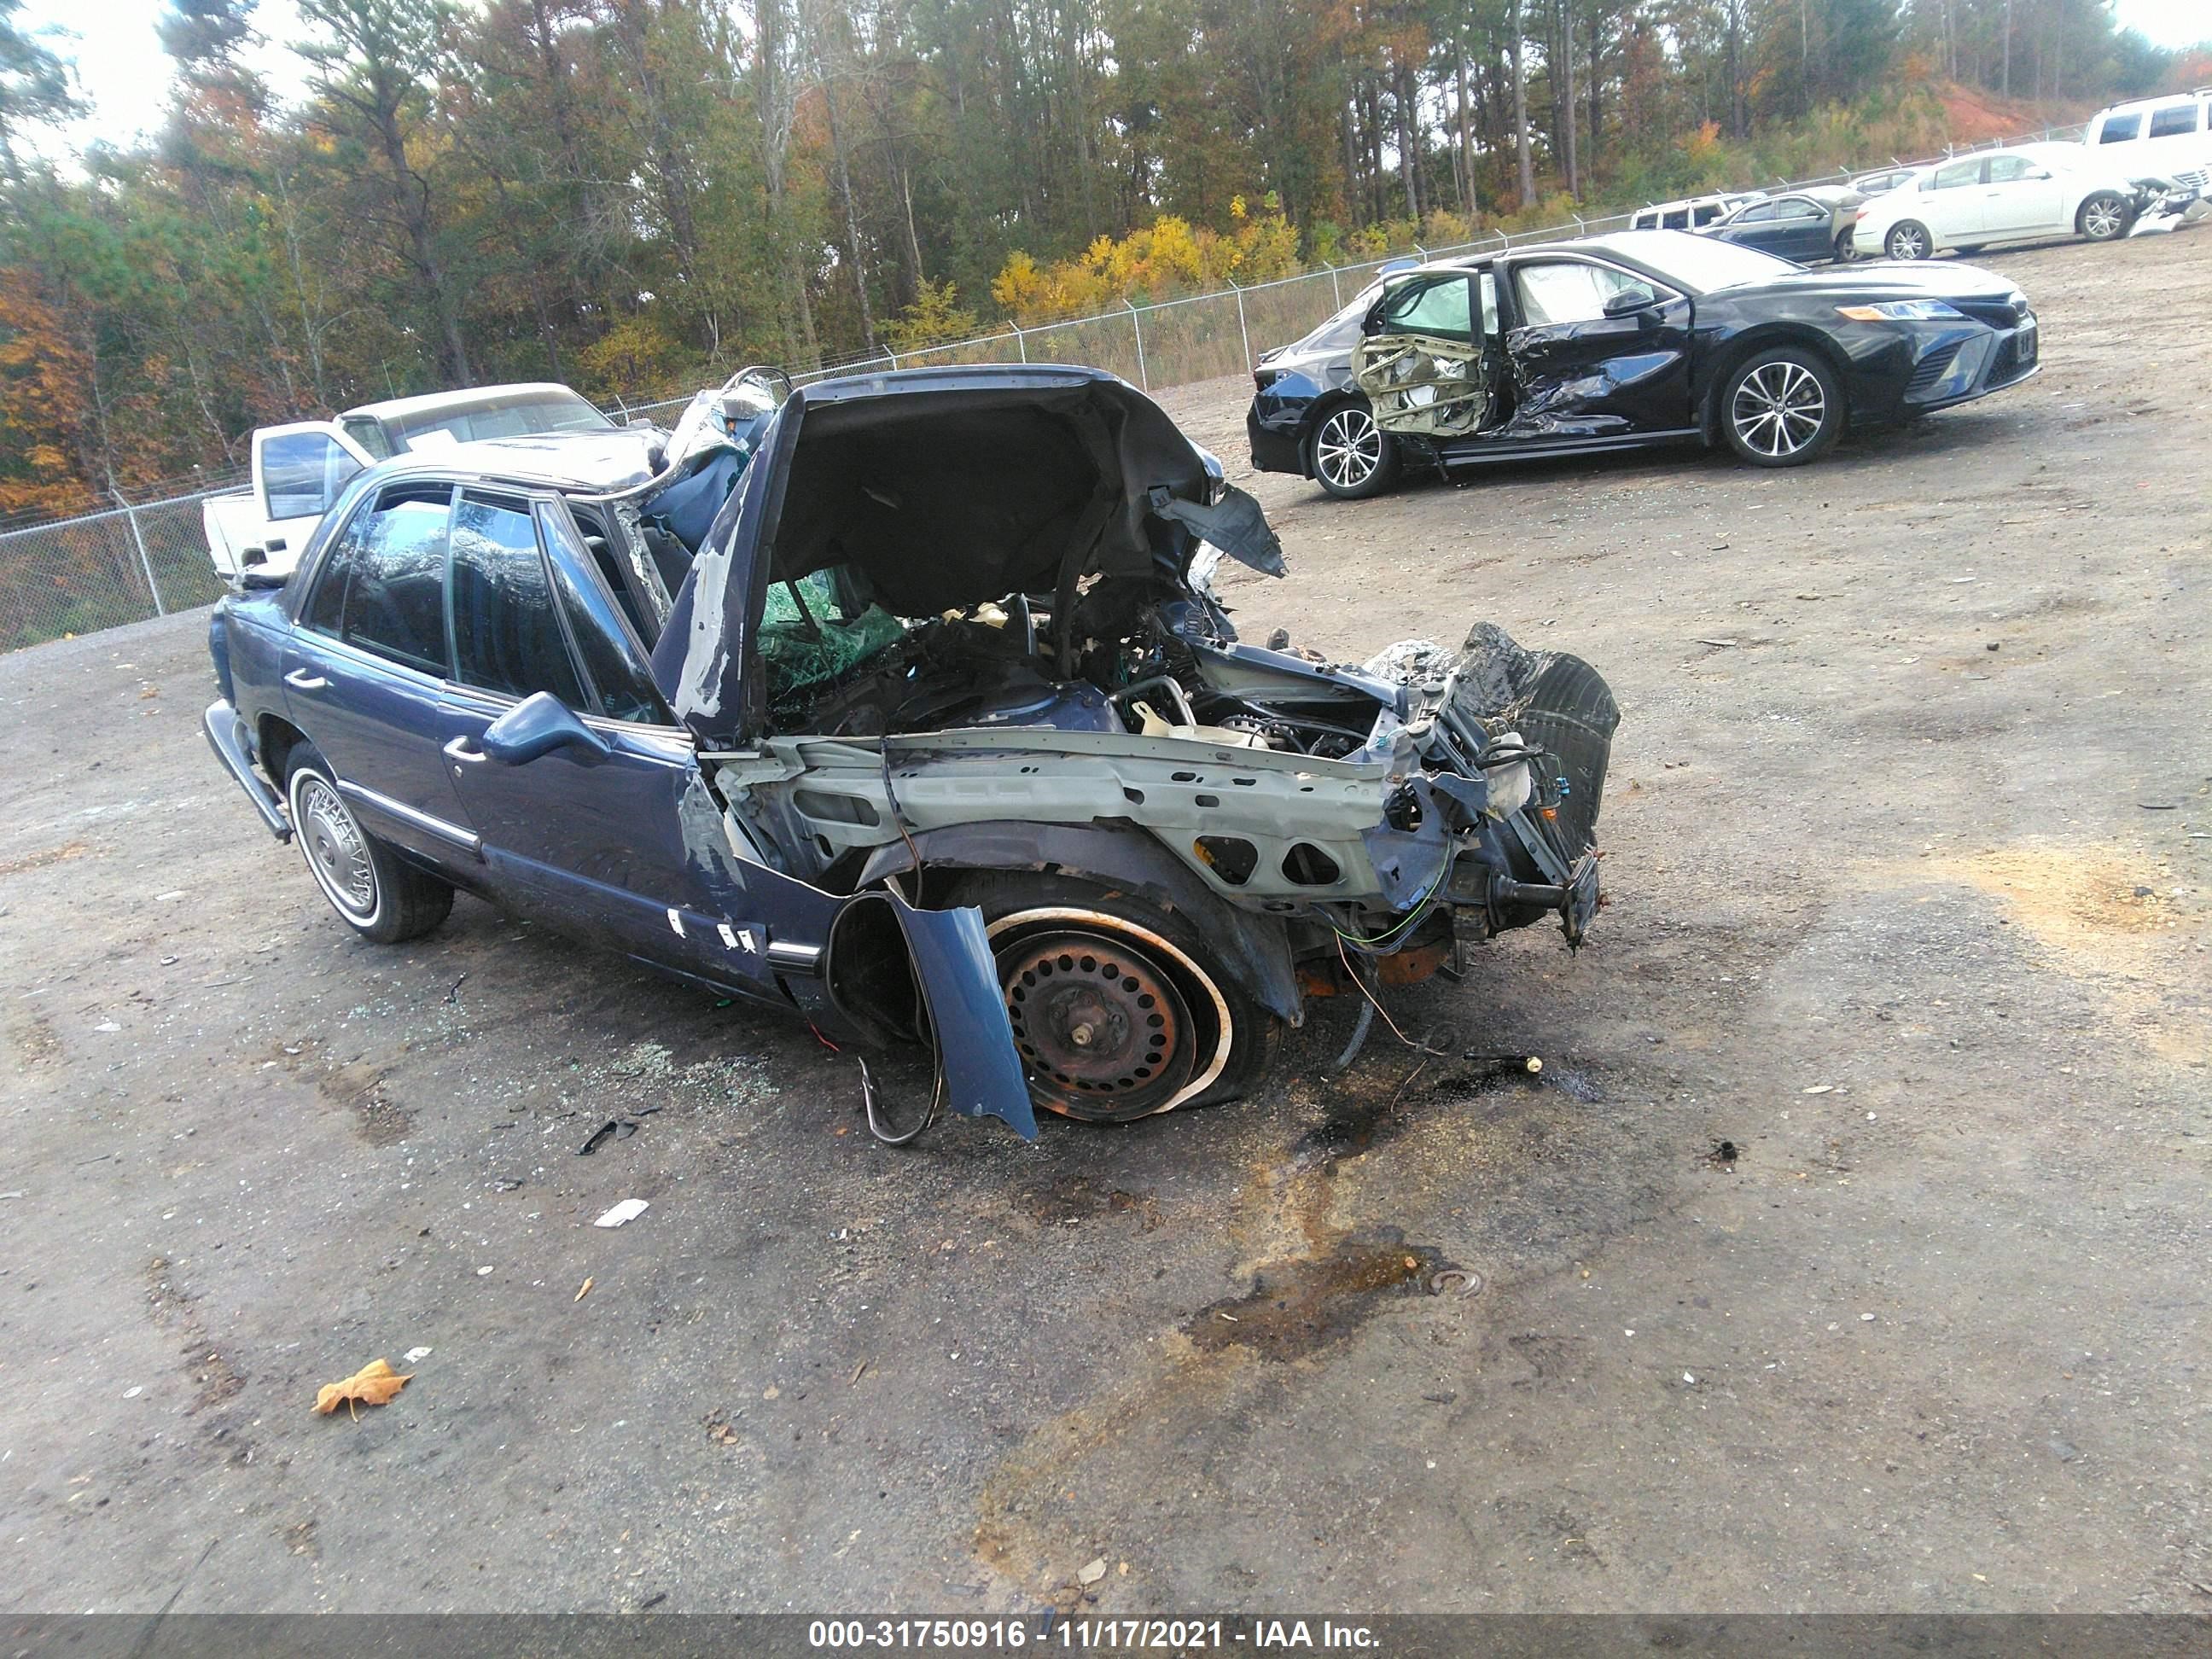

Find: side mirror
2027;168;2052;180
481;691;613;765
1602;286;1659;318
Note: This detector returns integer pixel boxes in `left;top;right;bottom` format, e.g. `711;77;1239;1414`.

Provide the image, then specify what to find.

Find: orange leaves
313;1358;413;1418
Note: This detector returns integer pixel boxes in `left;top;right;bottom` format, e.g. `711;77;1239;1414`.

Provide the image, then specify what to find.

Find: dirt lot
2;229;2207;1618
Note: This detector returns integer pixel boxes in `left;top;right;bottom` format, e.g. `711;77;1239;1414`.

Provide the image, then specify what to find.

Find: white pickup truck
202;382;620;579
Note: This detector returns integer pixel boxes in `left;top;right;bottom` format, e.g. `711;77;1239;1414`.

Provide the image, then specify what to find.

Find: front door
1495;255;1694;439
1980;154;2069;238
432;492;785;1001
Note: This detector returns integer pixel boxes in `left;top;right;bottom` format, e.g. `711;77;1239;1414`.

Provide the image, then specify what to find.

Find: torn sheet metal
1353;335;1488;437
1487;336;1685;441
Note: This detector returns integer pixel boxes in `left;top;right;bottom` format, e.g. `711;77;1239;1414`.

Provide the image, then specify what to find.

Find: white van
2085;92;2212;189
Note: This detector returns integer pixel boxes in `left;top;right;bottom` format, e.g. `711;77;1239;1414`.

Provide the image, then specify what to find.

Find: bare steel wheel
1720;347;1842;468
940;872;1280;1124
282;742;454;945
1309;400;1398;500
1001;931;1198;1117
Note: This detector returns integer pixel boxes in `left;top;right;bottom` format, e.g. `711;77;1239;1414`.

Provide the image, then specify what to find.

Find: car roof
2096;90;2210;115
340;381;591;423
357;429;667;494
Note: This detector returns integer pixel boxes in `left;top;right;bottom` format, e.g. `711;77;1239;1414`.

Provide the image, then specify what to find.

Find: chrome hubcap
1731;361;1826;459
1315;407;1382;490
2084;200;2122;237
296;776;375;919
1889;226;1925;259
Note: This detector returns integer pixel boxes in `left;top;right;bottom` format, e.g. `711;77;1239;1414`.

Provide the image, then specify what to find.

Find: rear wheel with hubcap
941;872;1278;1123
1718;346;1844;469
1885;220;1932;260
1308;399;1400;500
285;742;455;945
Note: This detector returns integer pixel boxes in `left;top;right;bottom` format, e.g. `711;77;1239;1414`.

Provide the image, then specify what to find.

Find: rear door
1715;199;1786;253
284;482;478;864
434;492;784;1000
1917;157;1988;242
1351;270;1489;439
1497;254;1693;439
251;422;374;573
1981;154;2069;237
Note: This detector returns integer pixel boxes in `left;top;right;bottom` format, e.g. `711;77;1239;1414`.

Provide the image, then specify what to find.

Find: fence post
1414;242;1428;261
1327;261;1341;306
1013;323;1027;364
1231;279;1250;370
110;488;166;619
1126;300;1148;390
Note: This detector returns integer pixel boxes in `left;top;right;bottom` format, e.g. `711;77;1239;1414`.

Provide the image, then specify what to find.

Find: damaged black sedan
1248;228;2040;497
205;366;1616;1140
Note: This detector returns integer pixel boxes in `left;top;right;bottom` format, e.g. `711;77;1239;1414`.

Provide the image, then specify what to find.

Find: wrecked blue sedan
204;365;1617;1140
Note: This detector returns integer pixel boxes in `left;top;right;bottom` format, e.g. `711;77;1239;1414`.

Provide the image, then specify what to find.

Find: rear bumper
203;699;292;841
1246;401;1308;475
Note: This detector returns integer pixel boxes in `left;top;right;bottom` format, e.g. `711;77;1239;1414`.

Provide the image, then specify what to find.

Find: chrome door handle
443;736;488;764
283;668;328;690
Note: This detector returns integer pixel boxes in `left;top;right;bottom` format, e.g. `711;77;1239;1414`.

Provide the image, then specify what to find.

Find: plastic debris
402;1347;433;1365
595;1199;650;1228
314;1358;412;1418
1078;1558;1108;1586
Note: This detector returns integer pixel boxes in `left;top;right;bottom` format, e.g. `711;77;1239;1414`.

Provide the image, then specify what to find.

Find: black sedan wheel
1719;347;1843;469
1309;400;1400;500
1832;227;1860;263
285;742;454;945
2077;192;2129;242
1885;220;1932;260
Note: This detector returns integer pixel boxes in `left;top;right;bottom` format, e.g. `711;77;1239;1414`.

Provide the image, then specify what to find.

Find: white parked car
1850;146;2146;260
2085;91;2212;192
202;383;620;579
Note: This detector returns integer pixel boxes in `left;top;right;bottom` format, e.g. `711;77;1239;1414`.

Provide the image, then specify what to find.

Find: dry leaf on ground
314;1359;413;1418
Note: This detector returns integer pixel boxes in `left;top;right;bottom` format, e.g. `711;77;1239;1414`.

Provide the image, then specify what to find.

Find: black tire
1885;219;1933;260
1716;346;1845;469
1832;227;1860;263
2076;191;2129;242
284;742;454;945
939;870;1281;1123
1953;243;1987;256
1307;399;1400;500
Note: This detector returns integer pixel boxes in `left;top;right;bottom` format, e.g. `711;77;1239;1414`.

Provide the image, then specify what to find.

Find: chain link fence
0;121;2094;655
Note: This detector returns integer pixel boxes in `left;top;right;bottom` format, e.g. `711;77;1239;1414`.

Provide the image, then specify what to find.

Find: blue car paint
207;413;1046;1137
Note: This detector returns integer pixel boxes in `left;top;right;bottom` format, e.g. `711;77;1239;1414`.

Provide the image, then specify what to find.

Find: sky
16;0;2212;160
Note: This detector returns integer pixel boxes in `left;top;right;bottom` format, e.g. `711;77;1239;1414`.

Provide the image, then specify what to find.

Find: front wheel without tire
1719;346;1844;469
2077;191;2129;242
1308;399;1400;500
940;872;1280;1123
285;743;454;944
1885;220;1932;260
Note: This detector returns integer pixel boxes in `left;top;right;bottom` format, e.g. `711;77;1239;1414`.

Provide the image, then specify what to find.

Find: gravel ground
1;228;2206;1617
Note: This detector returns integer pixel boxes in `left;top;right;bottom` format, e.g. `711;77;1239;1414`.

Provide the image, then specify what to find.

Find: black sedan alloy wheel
1720;347;1844;468
1310;401;1398;499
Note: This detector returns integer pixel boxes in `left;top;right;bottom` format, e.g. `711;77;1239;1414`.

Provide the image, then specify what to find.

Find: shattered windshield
760;566;907;721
